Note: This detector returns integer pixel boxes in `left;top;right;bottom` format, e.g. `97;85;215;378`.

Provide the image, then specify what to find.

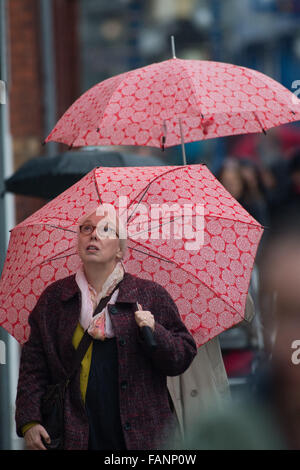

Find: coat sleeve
138;283;197;377
15;291;51;437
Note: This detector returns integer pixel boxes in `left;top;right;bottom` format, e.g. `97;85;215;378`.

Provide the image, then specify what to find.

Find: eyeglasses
79;223;118;237
79;224;97;236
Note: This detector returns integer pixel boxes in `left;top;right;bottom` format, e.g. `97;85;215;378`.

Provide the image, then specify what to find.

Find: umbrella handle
141;326;157;352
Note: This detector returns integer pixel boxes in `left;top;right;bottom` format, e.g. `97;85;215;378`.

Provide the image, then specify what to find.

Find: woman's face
77;212;123;267
220;167;244;199
240;166;258;191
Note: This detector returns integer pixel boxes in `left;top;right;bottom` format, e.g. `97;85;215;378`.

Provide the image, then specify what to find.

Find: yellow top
22;323;93;436
71;322;93;402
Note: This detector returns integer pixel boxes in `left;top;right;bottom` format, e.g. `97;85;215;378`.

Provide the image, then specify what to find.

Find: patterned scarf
75;262;125;340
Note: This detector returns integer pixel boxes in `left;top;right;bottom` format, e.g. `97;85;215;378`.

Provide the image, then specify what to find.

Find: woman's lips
86;245;100;251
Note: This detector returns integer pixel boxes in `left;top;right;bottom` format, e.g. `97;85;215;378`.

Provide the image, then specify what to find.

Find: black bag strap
66;286;119;383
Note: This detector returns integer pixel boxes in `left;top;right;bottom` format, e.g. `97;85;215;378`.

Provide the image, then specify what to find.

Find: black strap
67;287;119;382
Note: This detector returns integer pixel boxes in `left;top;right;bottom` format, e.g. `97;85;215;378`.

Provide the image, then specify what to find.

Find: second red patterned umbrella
45;58;300;150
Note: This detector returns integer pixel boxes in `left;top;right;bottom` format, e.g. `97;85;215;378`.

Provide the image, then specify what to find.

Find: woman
15;210;197;450
217;158;269;227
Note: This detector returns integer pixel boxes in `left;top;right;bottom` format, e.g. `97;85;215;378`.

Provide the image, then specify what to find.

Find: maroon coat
15;272;197;450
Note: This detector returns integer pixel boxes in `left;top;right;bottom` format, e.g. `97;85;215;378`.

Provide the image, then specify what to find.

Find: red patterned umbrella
0;164;263;346
45;58;300;150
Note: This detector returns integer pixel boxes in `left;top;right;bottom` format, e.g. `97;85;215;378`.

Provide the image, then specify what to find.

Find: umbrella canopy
45;58;300;149
0;164;263;347
5;150;165;199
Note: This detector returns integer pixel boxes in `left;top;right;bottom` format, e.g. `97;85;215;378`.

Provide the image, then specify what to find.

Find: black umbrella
5;150;166;199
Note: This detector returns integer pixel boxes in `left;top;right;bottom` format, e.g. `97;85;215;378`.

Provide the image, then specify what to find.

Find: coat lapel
55;273;139;375
116;272;139;304
57;275;82;375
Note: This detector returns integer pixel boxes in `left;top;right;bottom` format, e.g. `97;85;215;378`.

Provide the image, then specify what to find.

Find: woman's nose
90;227;99;238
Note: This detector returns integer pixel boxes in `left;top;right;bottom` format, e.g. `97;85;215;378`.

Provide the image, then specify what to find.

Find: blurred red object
231;126;300;163
222;349;255;377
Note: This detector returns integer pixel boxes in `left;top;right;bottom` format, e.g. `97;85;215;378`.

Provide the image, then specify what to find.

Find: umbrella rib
204;213;264;229
178;258;254;320
132;239;250;320
94;69;134;140
1;246;78;305
92;168;103;204
253;112;267;135
123;164;264;230
180;262;246;320
128;214;185;238
124;166;189;222
127;210;263;236
10;223;78;234
126;183;152;223
46;224;77;233
170;257;246;320
129;238;177;266
177;60;205;120
44;251;77;263
130;238;184;267
130;246;175;264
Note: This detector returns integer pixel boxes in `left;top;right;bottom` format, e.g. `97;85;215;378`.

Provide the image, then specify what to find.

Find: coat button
124;422;131;431
119;337;126;346
120;380;128;390
190;389;198;397
110;305;118;315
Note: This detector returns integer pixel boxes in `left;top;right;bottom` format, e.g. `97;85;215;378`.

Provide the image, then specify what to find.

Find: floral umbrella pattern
45;58;300;149
0;164;263;346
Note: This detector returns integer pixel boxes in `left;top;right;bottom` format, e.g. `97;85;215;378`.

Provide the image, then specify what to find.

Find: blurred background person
269;148;300;232
216;158;267;402
239;159;270;229
178;224;300;450
217;158;269;227
216;159;245;203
